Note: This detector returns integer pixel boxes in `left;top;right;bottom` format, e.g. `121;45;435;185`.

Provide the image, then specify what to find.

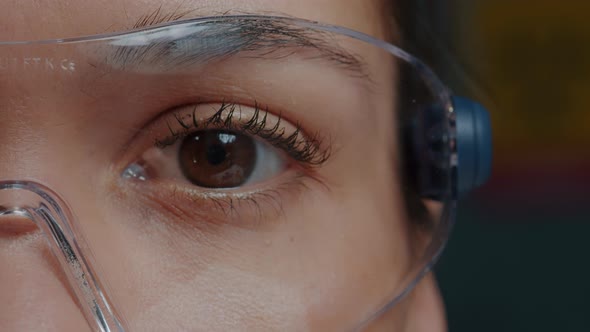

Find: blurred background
399;1;590;330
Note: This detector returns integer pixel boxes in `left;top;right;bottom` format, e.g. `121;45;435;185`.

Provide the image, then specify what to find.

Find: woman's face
0;0;446;331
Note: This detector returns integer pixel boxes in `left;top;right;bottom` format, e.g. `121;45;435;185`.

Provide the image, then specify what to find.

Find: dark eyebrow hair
104;13;369;79
132;5;199;29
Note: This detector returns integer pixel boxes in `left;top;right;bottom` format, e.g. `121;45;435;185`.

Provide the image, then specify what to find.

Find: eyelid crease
154;102;332;167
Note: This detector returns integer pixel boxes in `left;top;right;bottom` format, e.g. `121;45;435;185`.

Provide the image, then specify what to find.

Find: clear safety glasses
0;15;492;331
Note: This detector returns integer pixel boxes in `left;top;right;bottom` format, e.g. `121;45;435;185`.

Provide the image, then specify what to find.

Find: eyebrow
103;14;369;79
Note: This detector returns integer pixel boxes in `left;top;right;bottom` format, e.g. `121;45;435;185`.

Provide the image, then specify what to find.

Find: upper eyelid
157;103;287;146
154;103;331;166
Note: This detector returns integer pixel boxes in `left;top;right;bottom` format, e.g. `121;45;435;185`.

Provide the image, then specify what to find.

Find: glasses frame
0;15;458;332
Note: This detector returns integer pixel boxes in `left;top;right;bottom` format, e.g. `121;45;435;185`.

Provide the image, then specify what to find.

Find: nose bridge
0;43;125;331
0;181;125;332
0;117;48;181
0;72;82;182
0;64;51;178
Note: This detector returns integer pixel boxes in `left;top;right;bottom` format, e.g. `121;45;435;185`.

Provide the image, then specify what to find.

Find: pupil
178;129;257;188
207;144;227;166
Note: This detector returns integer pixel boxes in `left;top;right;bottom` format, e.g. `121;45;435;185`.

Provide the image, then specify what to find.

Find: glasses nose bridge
0;211;91;332
0;180;126;332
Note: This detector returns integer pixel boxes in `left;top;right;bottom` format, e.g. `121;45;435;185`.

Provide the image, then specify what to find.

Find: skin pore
0;0;446;331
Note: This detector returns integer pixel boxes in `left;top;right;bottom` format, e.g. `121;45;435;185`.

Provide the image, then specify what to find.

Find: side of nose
0;212;91;331
0;181;126;332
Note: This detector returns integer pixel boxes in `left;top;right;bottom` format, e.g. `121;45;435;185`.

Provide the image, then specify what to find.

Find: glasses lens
0;17;454;331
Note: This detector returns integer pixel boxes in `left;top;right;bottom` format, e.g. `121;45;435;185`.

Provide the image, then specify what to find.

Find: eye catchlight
0;15;491;331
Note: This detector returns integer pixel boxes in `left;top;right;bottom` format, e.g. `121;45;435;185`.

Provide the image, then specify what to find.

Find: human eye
118;101;331;225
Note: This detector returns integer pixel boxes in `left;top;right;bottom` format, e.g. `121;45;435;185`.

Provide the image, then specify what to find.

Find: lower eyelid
120;169;312;230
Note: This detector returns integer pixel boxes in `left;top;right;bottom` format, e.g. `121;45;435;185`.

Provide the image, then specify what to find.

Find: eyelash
154;101;331;168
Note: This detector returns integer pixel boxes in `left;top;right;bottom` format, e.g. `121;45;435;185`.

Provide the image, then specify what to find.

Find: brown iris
179;130;257;188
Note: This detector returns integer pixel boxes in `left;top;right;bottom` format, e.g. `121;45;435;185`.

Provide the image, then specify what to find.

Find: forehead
0;0;386;41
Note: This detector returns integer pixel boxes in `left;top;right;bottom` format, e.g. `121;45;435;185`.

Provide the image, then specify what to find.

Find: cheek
293;180;412;330
72;177;408;331
132;265;311;331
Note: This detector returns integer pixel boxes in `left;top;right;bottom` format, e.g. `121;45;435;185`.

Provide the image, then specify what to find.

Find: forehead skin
0;0;389;41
